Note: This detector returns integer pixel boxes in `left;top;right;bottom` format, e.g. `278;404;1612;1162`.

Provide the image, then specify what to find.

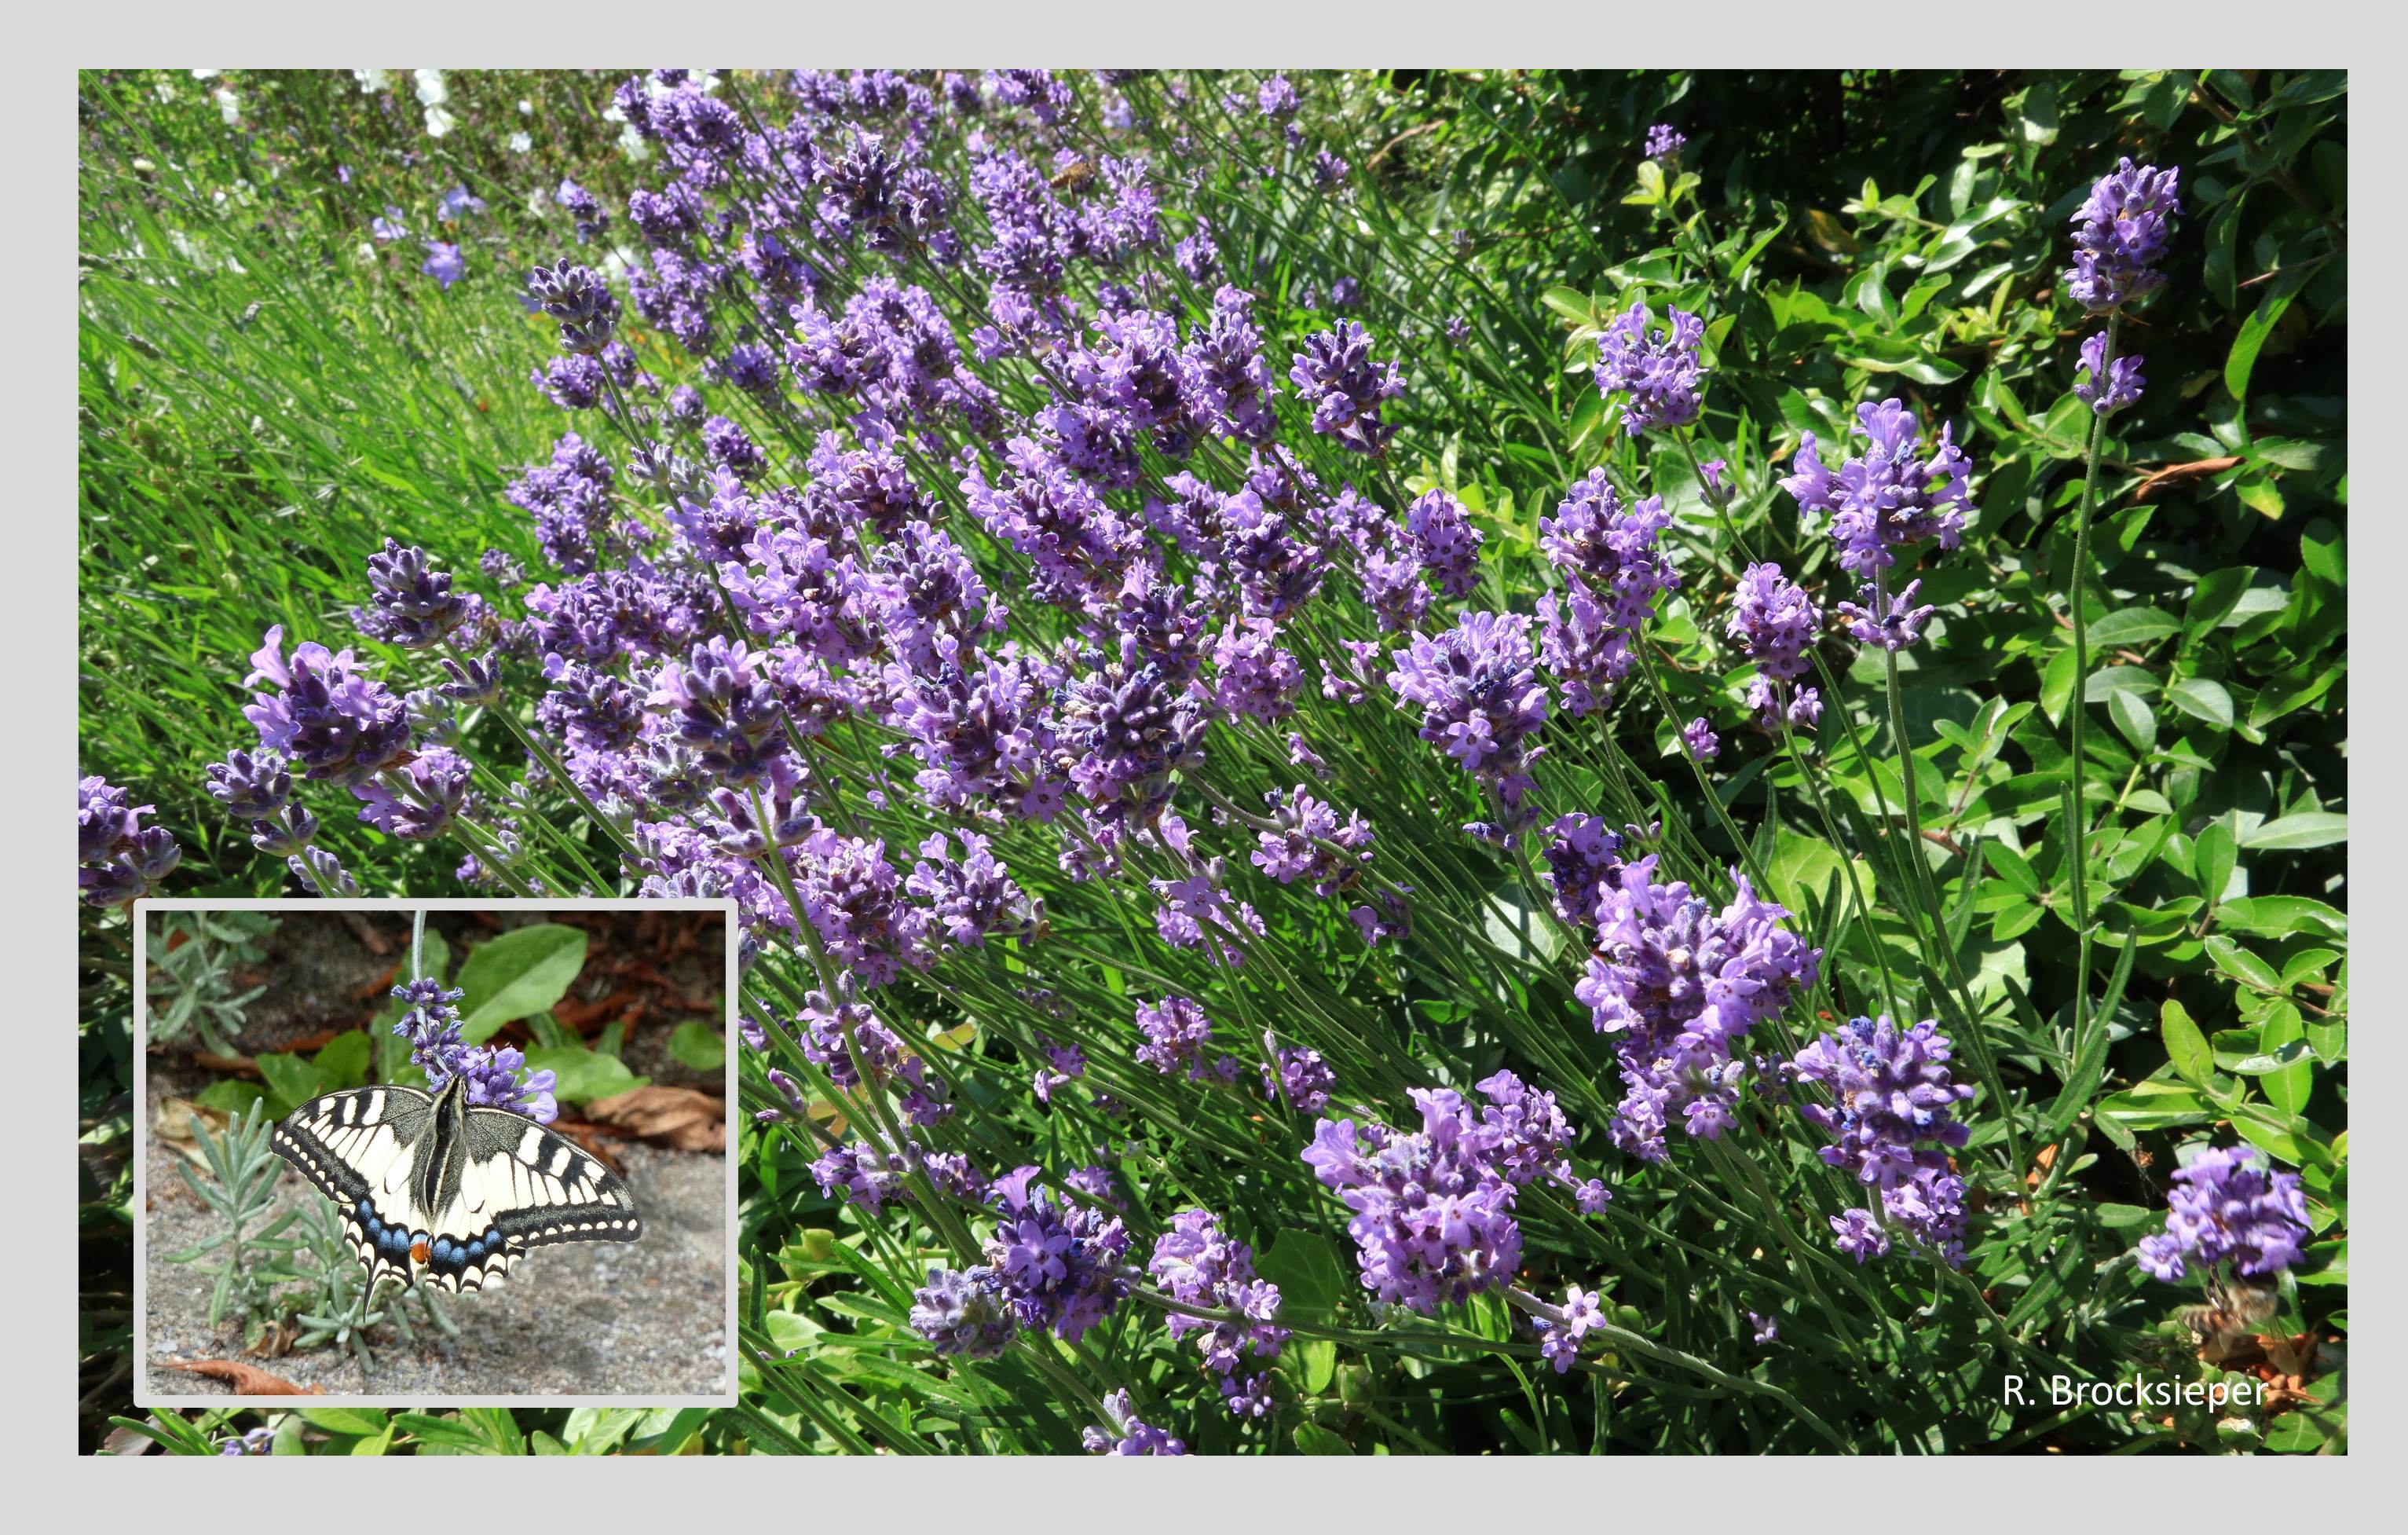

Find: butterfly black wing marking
273;1085;641;1295
271;1086;435;1294
414;1108;641;1295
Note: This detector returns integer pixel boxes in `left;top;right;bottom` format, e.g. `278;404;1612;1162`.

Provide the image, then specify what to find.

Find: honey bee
1049;157;1095;193
2178;1273;2279;1363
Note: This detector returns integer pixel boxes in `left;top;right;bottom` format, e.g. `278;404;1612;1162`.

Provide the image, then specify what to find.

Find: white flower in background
412;69;448;107
525;186;551;217
215;87;240;126
617;121;650;162
190;68;220;79
353;68;388;93
424;104;457;138
600;248;633;284
518;98;533;115
509;130;532;155
154;79;178;103
355;241;377;265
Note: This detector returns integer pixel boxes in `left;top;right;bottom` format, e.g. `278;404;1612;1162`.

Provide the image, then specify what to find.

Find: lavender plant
79;67;2348;1456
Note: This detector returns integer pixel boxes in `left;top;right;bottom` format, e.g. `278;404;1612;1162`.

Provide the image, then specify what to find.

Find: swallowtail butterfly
272;1076;641;1294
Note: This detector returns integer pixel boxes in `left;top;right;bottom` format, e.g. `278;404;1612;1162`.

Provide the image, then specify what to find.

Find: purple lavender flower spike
1681;717;1719;762
420;240;466;289
2133;1145;2311;1283
1778;400;1974;578
1788;1014;1976;1266
357;539;471;649
1579;855;1820;1163
2073;332;2146;416
2066;159;2181;313
78;775;181;907
1386;610;1549;843
1290;323;1403;456
1835;579;1937;651
1151;1209;1287;1408
1082;1390;1186;1455
243;626;413;786
1643;124;1687;161
1593;301;1706;436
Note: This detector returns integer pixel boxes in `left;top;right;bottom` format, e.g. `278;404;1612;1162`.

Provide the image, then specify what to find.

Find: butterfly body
273;1077;640;1294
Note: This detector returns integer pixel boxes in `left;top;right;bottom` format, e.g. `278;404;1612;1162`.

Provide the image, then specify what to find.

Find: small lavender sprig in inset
392;975;558;1123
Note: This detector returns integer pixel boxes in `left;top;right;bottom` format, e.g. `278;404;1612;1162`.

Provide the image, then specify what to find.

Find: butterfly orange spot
411;1240;430;1263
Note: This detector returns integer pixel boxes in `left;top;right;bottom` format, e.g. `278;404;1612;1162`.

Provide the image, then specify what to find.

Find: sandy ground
142;1136;728;1399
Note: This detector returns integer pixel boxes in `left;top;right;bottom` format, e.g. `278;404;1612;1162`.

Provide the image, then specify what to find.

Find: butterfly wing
272;1086;434;1294
410;1108;642;1295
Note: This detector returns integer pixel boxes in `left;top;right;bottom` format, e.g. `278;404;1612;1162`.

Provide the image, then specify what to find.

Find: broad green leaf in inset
668;1018;726;1072
192;1079;267;1116
313;1030;371;1090
2204;935;2280;991
1294;1423;1352;1456
254;1051;331;1116
456;924;589;1043
1295;1337;1338;1396
297;1408;390;1436
2216;896;2347;941
524;1045;646;1106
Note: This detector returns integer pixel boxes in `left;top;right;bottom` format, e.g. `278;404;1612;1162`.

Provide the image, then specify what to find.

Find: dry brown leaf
101;1426;159;1456
2131;456;2243;504
153;1097;229;1168
584;1086;727;1152
158;1359;324;1395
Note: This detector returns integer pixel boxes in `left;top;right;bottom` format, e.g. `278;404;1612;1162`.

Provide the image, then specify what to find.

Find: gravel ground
142;1136;729;1399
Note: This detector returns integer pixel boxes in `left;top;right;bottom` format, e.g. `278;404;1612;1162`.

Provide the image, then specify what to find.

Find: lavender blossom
356;540;471;649
77;776;181;907
2066;159;2181;313
1290;323;1403;456
1593;301;1706;436
1788;1015;1974;1266
1301;1079;1571;1314
1404;489;1484;598
2073;332;2146;416
243;626;412;787
1263;1044;1335;1115
1082;1390;1186;1456
1386;610;1547;842
2134;1145;2312;1283
1642;124;1687;161
1778;400;1974;578
1579;855;1820;1163
1835;579;1936;651
1682;717;1720;763
352;748;470;841
1150;1209;1287;1405
392;976;556;1121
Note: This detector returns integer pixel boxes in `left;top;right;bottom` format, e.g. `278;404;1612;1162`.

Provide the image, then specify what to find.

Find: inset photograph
135;902;735;1403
